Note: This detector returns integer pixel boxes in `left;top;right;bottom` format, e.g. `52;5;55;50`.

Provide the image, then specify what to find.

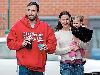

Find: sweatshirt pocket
37;51;47;68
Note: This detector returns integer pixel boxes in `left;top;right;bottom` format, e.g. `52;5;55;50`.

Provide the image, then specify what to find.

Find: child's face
73;20;81;28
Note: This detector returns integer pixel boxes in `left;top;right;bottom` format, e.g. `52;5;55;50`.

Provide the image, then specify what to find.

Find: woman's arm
55;40;71;55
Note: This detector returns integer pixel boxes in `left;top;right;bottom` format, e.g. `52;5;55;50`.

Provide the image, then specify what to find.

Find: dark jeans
19;65;44;75
60;62;84;75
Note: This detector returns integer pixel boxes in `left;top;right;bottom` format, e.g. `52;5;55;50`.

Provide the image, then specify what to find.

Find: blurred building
0;0;100;58
0;0;100;36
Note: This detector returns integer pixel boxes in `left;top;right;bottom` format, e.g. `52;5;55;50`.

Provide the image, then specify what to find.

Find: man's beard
27;15;37;21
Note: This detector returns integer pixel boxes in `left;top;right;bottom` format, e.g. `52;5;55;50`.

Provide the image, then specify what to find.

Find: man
7;2;57;75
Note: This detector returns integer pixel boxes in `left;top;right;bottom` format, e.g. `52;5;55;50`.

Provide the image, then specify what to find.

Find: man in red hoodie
7;1;57;75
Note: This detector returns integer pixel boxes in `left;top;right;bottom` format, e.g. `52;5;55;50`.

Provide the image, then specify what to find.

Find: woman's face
59;15;70;28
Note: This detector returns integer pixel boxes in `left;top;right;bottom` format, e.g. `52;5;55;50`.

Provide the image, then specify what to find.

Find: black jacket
71;26;93;43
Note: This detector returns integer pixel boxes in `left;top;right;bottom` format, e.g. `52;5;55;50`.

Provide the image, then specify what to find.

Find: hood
20;15;40;28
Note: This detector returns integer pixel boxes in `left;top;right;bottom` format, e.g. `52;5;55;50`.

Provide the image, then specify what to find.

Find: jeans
60;62;84;75
19;65;44;75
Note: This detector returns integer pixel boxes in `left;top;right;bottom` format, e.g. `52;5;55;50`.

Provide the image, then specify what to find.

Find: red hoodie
7;16;57;72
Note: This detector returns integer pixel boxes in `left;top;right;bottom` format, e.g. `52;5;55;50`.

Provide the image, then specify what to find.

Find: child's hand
69;51;76;57
72;45;79;51
69;41;79;51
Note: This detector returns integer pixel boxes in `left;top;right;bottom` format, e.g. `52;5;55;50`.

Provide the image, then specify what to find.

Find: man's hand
38;44;48;51
22;35;33;47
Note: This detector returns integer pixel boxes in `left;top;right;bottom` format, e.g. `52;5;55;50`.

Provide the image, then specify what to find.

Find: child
71;16;93;43
69;15;93;64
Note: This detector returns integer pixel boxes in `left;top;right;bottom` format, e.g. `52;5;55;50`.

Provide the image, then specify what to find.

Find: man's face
26;5;38;21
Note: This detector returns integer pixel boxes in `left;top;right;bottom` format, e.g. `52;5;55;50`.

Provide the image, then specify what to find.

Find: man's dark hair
27;2;39;12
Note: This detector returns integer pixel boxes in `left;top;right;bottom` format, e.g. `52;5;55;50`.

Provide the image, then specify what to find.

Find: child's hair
72;15;84;22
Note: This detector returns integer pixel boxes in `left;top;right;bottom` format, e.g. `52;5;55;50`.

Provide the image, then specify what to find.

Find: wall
0;0;100;37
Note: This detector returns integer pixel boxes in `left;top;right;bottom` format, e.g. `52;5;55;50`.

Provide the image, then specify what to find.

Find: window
92;28;100;48
40;16;58;31
89;16;100;59
89;16;100;50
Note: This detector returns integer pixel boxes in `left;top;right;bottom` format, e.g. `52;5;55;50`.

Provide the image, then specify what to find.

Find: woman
55;11;89;75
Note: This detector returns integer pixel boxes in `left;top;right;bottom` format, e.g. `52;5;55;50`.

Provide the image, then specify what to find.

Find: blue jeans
60;62;84;75
19;65;44;75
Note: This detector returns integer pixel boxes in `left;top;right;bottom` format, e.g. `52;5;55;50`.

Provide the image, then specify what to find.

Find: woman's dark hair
55;11;71;31
27;2;39;12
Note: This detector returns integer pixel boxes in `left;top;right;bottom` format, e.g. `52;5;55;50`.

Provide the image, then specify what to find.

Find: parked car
0;37;100;75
